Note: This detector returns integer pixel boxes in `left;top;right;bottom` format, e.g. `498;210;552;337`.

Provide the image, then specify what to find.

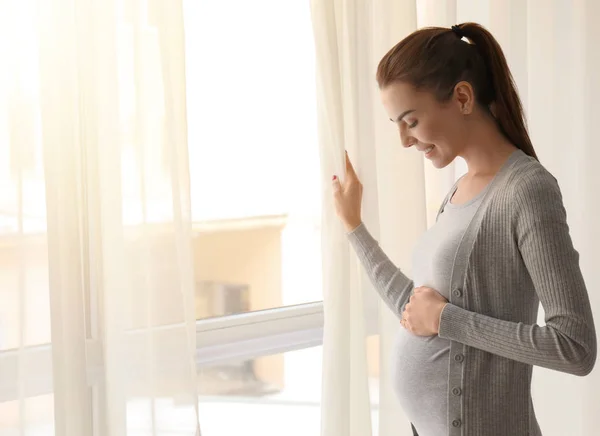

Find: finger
332;175;342;194
345;151;358;180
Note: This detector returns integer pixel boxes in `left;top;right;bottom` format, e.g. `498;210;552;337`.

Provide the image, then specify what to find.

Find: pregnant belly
391;327;451;434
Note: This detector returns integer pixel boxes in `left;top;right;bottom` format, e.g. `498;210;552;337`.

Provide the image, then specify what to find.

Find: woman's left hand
401;287;449;336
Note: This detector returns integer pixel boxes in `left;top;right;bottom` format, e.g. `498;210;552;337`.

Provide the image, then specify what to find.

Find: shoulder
502;156;566;225
511;159;559;197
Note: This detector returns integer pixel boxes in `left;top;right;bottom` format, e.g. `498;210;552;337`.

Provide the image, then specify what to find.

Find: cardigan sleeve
438;169;597;376
346;223;414;319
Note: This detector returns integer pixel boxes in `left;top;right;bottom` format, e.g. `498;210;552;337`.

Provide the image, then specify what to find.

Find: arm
438;171;597;376
346;223;414;319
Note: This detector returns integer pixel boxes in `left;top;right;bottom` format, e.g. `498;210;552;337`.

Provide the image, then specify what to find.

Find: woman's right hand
332;151;363;232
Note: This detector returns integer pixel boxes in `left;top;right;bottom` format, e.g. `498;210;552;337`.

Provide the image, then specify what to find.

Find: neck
459;112;518;177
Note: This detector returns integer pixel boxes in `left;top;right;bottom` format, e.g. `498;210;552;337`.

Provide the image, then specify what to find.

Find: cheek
418;118;460;147
414;120;446;144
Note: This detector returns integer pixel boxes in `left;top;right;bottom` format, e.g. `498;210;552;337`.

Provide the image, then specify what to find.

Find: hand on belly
400;286;449;336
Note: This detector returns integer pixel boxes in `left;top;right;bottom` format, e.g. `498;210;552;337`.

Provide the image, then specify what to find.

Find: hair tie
451;25;463;39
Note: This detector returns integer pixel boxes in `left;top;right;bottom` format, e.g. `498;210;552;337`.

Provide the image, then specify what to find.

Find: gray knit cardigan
347;150;597;436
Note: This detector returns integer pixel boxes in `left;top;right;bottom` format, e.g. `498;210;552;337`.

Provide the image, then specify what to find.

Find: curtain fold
311;1;372;435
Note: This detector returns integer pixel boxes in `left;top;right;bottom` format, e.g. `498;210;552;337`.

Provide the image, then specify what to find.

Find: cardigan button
454;353;464;363
452;387;462;396
452;419;462;428
452;288;463;298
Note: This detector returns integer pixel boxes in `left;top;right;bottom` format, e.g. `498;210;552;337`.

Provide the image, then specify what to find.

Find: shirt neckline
443;149;524;211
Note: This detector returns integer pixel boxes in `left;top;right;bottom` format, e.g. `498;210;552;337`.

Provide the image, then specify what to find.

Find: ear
453;81;475;115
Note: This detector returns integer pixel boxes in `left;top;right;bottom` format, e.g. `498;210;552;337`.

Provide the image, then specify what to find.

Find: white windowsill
0;300;379;401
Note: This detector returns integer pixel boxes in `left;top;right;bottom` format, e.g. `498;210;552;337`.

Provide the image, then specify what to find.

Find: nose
399;124;416;148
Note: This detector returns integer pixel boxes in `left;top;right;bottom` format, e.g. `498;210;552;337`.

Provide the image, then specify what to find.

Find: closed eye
407;120;418;128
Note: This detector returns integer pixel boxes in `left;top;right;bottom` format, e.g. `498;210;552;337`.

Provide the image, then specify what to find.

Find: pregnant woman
331;23;597;436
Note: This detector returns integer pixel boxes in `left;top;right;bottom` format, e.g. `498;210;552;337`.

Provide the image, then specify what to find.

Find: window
183;0;322;320
0;3;372;434
187;4;381;432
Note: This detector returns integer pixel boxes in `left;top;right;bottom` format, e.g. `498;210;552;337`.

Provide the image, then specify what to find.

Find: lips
416;145;434;155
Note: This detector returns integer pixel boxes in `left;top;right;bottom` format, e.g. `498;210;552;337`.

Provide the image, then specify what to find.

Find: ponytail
456;23;538;160
377;22;538;160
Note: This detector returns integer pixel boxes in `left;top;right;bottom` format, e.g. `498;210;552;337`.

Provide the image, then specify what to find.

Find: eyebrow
389;109;416;123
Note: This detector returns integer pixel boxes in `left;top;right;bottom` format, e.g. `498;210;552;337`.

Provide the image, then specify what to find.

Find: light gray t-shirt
391;182;487;436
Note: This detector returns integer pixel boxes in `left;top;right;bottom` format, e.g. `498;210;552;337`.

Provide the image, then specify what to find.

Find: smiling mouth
422;145;434;154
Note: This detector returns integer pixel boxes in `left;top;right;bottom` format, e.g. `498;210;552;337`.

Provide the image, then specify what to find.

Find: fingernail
332;175;337;181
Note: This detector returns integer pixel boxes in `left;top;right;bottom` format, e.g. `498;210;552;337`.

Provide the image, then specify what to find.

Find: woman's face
380;81;469;169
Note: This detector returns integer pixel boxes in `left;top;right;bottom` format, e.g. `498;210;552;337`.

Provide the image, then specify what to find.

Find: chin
431;156;453;169
429;150;456;169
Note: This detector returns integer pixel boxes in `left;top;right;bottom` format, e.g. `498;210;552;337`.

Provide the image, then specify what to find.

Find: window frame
0;298;380;402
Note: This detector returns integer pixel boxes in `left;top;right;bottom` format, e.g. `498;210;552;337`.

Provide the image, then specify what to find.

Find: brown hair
377;22;538;160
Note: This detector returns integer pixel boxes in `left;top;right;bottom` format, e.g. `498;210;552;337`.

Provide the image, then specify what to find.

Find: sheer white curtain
0;1;200;435
312;1;600;436
311;1;423;435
